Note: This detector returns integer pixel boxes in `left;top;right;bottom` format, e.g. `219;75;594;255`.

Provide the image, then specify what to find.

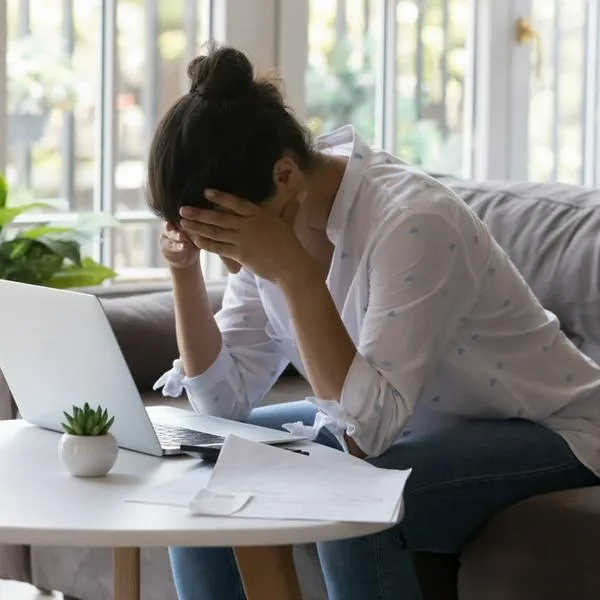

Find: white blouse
155;125;600;475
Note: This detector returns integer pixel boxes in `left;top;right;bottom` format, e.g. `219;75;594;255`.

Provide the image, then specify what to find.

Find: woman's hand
179;190;315;285
159;222;200;270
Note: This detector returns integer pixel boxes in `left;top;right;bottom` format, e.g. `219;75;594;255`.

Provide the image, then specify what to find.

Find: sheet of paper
127;465;211;508
190;488;252;516
127;436;411;524
198;435;411;524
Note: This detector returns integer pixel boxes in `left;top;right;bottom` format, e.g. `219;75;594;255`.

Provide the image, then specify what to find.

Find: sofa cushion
437;177;600;346
0;369;16;420
458;486;600;600
100;291;179;393
142;375;312;409
0;544;31;583
99;285;225;392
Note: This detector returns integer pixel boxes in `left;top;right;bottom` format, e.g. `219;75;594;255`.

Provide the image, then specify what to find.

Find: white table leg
113;547;141;600
235;545;303;600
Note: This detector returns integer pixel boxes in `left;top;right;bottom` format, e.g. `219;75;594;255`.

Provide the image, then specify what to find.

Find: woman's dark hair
147;44;316;224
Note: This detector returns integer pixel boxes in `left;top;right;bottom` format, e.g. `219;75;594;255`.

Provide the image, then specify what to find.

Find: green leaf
85;413;96;435
64;403;113;435
45;258;116;289
101;416;115;435
0;202;60;227
61;423;76;435
0;173;7;210
21;225;73;240
32;236;81;266
0;238;64;284
20;212;118;245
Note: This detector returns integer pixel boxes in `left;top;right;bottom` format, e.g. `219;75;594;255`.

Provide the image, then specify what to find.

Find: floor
0;581;62;599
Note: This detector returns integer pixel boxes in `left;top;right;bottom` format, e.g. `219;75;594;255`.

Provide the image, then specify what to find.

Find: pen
284;448;310;456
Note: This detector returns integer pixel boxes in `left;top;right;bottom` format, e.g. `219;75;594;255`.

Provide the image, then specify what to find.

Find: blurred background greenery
3;0;592;272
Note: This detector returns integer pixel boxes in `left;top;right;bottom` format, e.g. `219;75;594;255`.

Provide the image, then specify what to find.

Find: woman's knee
246;401;342;450
246;400;318;430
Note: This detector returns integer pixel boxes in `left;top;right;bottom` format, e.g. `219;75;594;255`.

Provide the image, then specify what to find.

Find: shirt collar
314;125;372;245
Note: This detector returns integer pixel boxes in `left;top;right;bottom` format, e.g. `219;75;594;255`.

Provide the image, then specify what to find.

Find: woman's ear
273;157;303;197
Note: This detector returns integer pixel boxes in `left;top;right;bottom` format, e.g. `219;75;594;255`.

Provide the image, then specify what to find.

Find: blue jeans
169;401;599;600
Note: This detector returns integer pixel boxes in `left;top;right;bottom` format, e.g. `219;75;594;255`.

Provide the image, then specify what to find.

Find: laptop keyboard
153;423;225;447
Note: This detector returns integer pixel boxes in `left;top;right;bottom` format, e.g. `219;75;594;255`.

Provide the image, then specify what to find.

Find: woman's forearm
170;262;223;377
279;268;356;403
279;270;365;457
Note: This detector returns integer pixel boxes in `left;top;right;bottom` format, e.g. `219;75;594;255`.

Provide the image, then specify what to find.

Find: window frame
4;0;600;280
473;0;600;184
0;0;7;173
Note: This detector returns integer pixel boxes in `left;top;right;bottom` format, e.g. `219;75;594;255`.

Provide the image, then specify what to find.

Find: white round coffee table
0;420;389;599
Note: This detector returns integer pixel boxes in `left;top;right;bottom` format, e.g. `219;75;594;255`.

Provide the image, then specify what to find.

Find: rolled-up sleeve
153;268;289;420
333;213;479;456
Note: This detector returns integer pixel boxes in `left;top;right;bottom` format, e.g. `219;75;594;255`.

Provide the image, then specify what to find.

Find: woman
148;45;600;600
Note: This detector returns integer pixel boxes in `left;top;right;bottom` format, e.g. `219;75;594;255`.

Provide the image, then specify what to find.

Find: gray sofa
2;176;600;599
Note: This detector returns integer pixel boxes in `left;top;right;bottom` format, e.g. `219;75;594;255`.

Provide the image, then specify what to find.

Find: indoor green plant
0;172;117;288
59;403;118;477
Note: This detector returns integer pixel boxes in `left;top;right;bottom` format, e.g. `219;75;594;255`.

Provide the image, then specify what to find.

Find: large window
4;0;213;277
3;0;600;283
306;0;471;175
528;0;593;184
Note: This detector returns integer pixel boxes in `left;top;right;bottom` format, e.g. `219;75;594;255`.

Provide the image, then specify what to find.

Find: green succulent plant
61;402;115;436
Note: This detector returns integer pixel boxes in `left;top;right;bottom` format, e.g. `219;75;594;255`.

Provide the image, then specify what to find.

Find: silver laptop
0;280;305;456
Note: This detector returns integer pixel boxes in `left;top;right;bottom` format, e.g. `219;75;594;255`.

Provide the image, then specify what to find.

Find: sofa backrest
97;283;225;392
437;176;600;354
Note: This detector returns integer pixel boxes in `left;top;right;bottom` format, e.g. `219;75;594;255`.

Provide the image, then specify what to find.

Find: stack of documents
128;435;411;524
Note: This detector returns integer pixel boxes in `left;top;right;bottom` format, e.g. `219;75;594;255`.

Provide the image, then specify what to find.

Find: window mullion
61;0;76;210
0;0;6;173
472;0;532;180
206;0;216;41
551;0;561;183
277;0;309;120
376;0;398;153
462;0;478;179
415;0;426;122
16;1;32;190
96;0;118;267
212;0;278;72
583;0;600;187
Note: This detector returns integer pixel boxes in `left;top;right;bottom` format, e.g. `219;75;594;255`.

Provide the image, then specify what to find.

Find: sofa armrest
0;368;16;420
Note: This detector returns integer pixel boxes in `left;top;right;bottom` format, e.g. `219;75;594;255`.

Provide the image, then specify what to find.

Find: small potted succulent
59;403;118;477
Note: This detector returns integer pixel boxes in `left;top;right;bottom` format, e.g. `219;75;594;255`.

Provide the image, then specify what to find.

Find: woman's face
218;156;306;275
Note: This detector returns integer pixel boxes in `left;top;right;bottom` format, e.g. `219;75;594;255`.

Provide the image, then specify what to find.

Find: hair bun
187;45;254;97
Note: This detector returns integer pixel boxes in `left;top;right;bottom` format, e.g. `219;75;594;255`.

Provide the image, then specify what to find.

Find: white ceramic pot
58;433;118;477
